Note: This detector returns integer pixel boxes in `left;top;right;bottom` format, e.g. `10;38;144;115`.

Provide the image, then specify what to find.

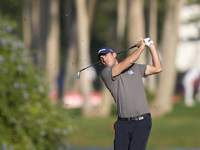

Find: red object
63;92;102;108
172;95;181;104
49;91;59;100
89;92;102;106
63;92;83;108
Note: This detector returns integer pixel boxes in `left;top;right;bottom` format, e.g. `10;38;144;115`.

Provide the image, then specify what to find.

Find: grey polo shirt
101;63;150;118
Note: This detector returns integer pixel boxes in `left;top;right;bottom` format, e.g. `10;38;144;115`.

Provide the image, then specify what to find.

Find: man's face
99;52;117;67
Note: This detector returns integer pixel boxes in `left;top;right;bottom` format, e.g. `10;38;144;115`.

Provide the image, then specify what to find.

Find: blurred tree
147;0;158;93
151;0;185;118
61;0;78;97
62;0;96;95
23;0;60;97
23;0;32;52
45;0;60;99
116;0;127;51
75;0;94;117
37;0;50;69
31;0;40;58
127;0;146;64
23;0;49;69
62;21;78;94
88;0;96;36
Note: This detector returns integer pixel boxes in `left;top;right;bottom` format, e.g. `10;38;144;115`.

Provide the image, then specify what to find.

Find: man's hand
144;38;154;47
135;38;145;48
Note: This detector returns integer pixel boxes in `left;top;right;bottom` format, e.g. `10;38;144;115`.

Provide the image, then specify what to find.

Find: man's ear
113;52;117;58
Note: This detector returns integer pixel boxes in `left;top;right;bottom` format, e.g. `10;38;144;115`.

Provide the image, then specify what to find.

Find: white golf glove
144;38;154;47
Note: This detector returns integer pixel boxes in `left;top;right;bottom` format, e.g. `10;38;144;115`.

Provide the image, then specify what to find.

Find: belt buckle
138;116;144;120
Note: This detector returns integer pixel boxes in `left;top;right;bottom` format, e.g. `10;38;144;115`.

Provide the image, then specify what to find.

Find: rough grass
67;100;200;149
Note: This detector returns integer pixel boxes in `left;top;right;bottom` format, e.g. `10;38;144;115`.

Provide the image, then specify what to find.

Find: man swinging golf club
98;38;162;150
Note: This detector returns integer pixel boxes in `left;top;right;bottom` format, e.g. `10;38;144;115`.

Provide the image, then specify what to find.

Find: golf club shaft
79;60;101;72
79;45;136;72
116;45;137;55
77;45;136;78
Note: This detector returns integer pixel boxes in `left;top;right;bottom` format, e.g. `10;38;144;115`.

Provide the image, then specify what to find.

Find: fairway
67;100;200;149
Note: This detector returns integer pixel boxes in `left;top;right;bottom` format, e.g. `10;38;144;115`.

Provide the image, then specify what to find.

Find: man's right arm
112;39;145;78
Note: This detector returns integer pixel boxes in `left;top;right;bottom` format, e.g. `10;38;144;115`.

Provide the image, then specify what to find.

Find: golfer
98;38;162;150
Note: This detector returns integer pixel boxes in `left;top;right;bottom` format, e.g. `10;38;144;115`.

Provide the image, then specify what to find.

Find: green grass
148;100;200;148
67;114;116;147
67;100;200;148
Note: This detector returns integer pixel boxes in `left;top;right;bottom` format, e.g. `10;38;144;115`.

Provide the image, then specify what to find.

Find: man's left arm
144;38;163;76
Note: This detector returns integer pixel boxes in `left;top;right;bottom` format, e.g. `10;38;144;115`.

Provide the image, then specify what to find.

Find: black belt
118;113;151;121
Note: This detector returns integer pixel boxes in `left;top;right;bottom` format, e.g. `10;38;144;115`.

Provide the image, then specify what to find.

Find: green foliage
145;87;155;104
0;0;23;38
68;101;200;148
0;19;73;150
187;0;200;4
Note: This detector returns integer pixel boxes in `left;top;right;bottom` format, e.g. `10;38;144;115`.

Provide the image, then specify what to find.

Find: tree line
1;0;197;118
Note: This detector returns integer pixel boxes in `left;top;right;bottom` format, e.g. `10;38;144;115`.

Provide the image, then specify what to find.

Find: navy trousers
113;115;152;150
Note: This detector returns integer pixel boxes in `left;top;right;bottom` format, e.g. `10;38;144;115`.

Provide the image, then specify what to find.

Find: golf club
77;45;137;79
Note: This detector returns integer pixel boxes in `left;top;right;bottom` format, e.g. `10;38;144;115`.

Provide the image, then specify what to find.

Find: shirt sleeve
136;64;147;78
101;66;114;86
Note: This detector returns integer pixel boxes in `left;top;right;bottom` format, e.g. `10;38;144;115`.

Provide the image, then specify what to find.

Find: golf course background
68;100;200;149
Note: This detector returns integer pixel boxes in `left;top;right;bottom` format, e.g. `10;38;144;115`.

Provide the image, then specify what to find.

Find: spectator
182;68;200;107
